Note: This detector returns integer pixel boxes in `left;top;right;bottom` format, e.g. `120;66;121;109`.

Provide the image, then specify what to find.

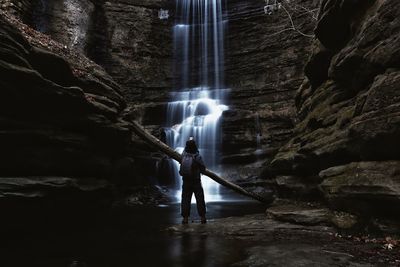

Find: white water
165;0;228;202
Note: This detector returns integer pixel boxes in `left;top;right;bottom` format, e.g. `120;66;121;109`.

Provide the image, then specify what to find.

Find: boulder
319;161;400;217
266;201;358;229
267;204;332;226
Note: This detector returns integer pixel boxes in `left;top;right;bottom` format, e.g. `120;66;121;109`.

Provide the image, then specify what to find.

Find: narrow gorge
0;0;399;266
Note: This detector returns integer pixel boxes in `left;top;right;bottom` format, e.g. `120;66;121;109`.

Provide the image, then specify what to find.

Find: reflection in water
170;232;246;267
1;201;265;267
172;233;207;267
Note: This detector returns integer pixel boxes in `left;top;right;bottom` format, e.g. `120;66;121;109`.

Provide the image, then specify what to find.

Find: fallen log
131;120;268;203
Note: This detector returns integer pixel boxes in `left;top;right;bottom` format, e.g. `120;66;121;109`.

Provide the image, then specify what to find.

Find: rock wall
23;0;174;127
101;1;173;103
221;0;319;164
0;11;156;203
0;0;31;21
33;0;95;52
2;0;174;122
265;0;400;219
7;0;319;163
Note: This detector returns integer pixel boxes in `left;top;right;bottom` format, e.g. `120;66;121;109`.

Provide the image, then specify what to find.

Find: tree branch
130;120;269;203
280;3;315;38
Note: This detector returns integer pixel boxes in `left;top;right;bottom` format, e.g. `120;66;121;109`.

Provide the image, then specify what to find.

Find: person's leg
193;181;206;223
181;181;193;224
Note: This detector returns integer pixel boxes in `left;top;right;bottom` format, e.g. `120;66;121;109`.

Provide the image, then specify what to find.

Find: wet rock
194;102;211;116
266;204;332;226
168;214;397;266
266;200;359;230
319;161;400;217
168;214;335;239
274;175;322;199
222;163;275;194
233;244;364;267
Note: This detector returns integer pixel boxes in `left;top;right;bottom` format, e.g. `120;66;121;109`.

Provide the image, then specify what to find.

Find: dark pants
181;178;206;217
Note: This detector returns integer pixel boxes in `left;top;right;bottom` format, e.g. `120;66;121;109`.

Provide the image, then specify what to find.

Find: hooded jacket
180;151;206;180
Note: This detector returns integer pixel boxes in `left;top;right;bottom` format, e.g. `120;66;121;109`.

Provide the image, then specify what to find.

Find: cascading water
165;0;228;202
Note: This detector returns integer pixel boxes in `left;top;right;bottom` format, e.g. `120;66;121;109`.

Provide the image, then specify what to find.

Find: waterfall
165;0;228;202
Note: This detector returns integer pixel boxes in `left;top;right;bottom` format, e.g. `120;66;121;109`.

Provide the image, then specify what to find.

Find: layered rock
0;12;146;200
221;0;319;163
32;0;95;52
0;0;32;22
264;0;400;220
17;0;174;127
266;201;358;229
100;0;173;104
6;0;320;167
0;177;110;200
320;161;400;217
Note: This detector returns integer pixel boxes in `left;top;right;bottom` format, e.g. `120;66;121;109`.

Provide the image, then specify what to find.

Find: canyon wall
220;0;319;187
0;10;163;205
2;0;174;126
0;0;320;186
264;0;400;221
4;0;319;161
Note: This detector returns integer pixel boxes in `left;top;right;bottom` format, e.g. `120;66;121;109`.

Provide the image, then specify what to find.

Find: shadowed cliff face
265;0;400;219
218;0;319;194
0;13;130;177
222;0;319;165
4;0;173;104
0;10;169;206
20;0;174;128
99;0;174;103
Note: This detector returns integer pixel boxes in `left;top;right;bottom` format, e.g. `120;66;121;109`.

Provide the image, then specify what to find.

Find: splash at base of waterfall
165;87;228;203
167;0;228;203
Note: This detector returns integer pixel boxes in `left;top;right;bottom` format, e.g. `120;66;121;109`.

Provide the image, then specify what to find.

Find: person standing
179;138;207;224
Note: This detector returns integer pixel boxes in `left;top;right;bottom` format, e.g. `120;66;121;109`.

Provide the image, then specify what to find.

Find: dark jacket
181;151;206;180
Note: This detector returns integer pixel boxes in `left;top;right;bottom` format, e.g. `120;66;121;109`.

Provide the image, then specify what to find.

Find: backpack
179;153;195;176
